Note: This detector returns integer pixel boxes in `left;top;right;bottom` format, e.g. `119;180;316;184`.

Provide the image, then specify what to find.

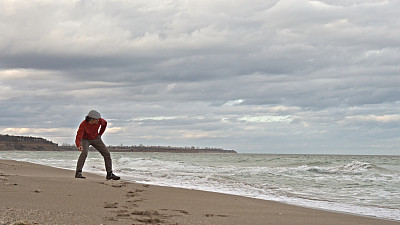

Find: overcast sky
1;0;400;154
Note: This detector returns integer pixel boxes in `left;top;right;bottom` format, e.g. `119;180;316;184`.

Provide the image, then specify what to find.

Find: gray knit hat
87;110;101;119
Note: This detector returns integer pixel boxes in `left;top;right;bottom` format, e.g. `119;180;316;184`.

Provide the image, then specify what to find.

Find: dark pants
76;136;112;173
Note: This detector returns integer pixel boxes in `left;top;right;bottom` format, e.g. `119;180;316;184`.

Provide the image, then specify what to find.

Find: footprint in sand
115;210;131;218
104;202;118;208
173;209;189;215
0;173;9;181
136;218;163;224
126;191;136;198
205;213;228;218
131;211;165;224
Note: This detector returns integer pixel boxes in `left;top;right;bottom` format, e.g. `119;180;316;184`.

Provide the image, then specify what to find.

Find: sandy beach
1;159;399;225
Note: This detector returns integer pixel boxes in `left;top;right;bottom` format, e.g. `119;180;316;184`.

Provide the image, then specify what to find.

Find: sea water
1;151;399;221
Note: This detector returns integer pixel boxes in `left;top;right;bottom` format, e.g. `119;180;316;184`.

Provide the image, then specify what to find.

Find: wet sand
1;159;399;225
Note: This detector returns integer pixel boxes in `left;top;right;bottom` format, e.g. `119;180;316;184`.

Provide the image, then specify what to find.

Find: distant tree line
0;134;59;151
1;134;236;153
0;134;57;145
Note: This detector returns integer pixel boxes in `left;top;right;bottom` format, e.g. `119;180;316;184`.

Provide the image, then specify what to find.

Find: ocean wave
302;161;374;175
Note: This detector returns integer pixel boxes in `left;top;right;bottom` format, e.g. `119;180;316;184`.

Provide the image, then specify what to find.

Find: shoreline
1;159;399;225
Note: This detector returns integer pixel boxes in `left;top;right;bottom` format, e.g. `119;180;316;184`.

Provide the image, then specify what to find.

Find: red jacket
75;118;107;147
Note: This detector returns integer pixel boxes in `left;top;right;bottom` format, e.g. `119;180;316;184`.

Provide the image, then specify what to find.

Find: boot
106;171;120;180
75;171;86;179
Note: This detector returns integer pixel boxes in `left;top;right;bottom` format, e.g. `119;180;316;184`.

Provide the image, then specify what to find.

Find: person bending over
75;110;120;180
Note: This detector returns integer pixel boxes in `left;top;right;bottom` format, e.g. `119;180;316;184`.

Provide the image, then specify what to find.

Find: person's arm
75;123;85;150
98;118;107;136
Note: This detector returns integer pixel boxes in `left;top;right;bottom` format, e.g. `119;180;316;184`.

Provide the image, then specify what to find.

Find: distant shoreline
0;134;237;153
60;145;237;153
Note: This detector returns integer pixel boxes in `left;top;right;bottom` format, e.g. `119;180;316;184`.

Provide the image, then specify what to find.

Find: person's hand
78;146;83;151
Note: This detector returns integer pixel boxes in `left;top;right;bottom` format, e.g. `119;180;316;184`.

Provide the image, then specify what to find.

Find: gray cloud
1;0;400;154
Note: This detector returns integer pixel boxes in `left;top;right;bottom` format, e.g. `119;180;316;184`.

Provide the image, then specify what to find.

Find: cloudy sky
1;0;400;154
